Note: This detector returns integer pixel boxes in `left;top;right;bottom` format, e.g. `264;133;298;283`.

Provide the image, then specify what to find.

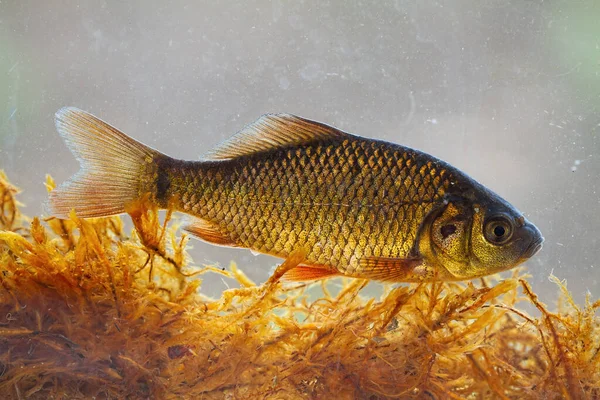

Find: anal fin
281;265;340;282
357;257;428;282
184;219;237;247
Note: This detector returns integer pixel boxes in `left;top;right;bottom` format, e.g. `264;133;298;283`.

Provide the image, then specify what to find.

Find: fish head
420;191;543;280
465;196;543;278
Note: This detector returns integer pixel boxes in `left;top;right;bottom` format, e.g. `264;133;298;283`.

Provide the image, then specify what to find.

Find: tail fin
49;107;162;219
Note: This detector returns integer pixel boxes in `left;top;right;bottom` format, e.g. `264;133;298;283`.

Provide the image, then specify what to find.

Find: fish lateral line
222;197;440;209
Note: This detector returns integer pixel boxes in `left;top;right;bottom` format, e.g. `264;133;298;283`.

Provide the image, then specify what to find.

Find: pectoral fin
357;257;430;282
183;219;238;247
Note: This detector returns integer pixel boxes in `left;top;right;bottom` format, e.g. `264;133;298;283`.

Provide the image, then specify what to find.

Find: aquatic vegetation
0;172;598;399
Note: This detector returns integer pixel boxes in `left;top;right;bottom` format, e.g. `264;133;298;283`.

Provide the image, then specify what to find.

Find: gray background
1;1;598;304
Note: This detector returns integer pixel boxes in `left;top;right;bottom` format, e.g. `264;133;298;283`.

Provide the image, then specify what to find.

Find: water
0;1;598;304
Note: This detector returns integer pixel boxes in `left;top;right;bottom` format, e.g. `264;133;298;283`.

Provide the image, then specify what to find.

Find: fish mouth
522;236;544;259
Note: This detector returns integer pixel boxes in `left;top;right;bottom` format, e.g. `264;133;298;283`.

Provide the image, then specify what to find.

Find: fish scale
165;138;452;276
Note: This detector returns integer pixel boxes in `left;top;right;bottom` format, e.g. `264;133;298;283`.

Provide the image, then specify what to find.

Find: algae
0;171;598;399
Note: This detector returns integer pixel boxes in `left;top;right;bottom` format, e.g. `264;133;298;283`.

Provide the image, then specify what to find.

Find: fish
48;107;543;282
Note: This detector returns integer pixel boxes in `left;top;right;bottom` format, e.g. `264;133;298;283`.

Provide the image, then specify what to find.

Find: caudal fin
49;107;163;219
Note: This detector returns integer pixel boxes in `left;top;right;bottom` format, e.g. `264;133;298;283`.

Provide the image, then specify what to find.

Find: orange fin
184;219;238;247
356;257;428;282
281;266;340;282
202;114;347;160
48;107;163;219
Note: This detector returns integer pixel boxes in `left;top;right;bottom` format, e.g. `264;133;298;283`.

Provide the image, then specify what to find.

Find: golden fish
49;108;543;282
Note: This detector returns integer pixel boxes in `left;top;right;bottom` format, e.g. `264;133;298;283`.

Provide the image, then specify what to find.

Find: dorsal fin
202;114;347;161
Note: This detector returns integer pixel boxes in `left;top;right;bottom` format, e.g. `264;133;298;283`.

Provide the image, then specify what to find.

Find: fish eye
440;224;457;239
493;225;506;237
484;216;513;245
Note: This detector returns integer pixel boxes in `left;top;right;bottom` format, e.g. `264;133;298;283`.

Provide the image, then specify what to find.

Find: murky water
1;1;598;303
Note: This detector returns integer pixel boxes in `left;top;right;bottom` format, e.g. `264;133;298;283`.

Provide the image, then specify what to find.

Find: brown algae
0;171;598;399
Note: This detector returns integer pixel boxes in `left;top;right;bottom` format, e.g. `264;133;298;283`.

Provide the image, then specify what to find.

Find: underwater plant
0;171;598;399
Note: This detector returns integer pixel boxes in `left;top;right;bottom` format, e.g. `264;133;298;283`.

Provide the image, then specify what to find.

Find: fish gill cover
0;171;598;399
